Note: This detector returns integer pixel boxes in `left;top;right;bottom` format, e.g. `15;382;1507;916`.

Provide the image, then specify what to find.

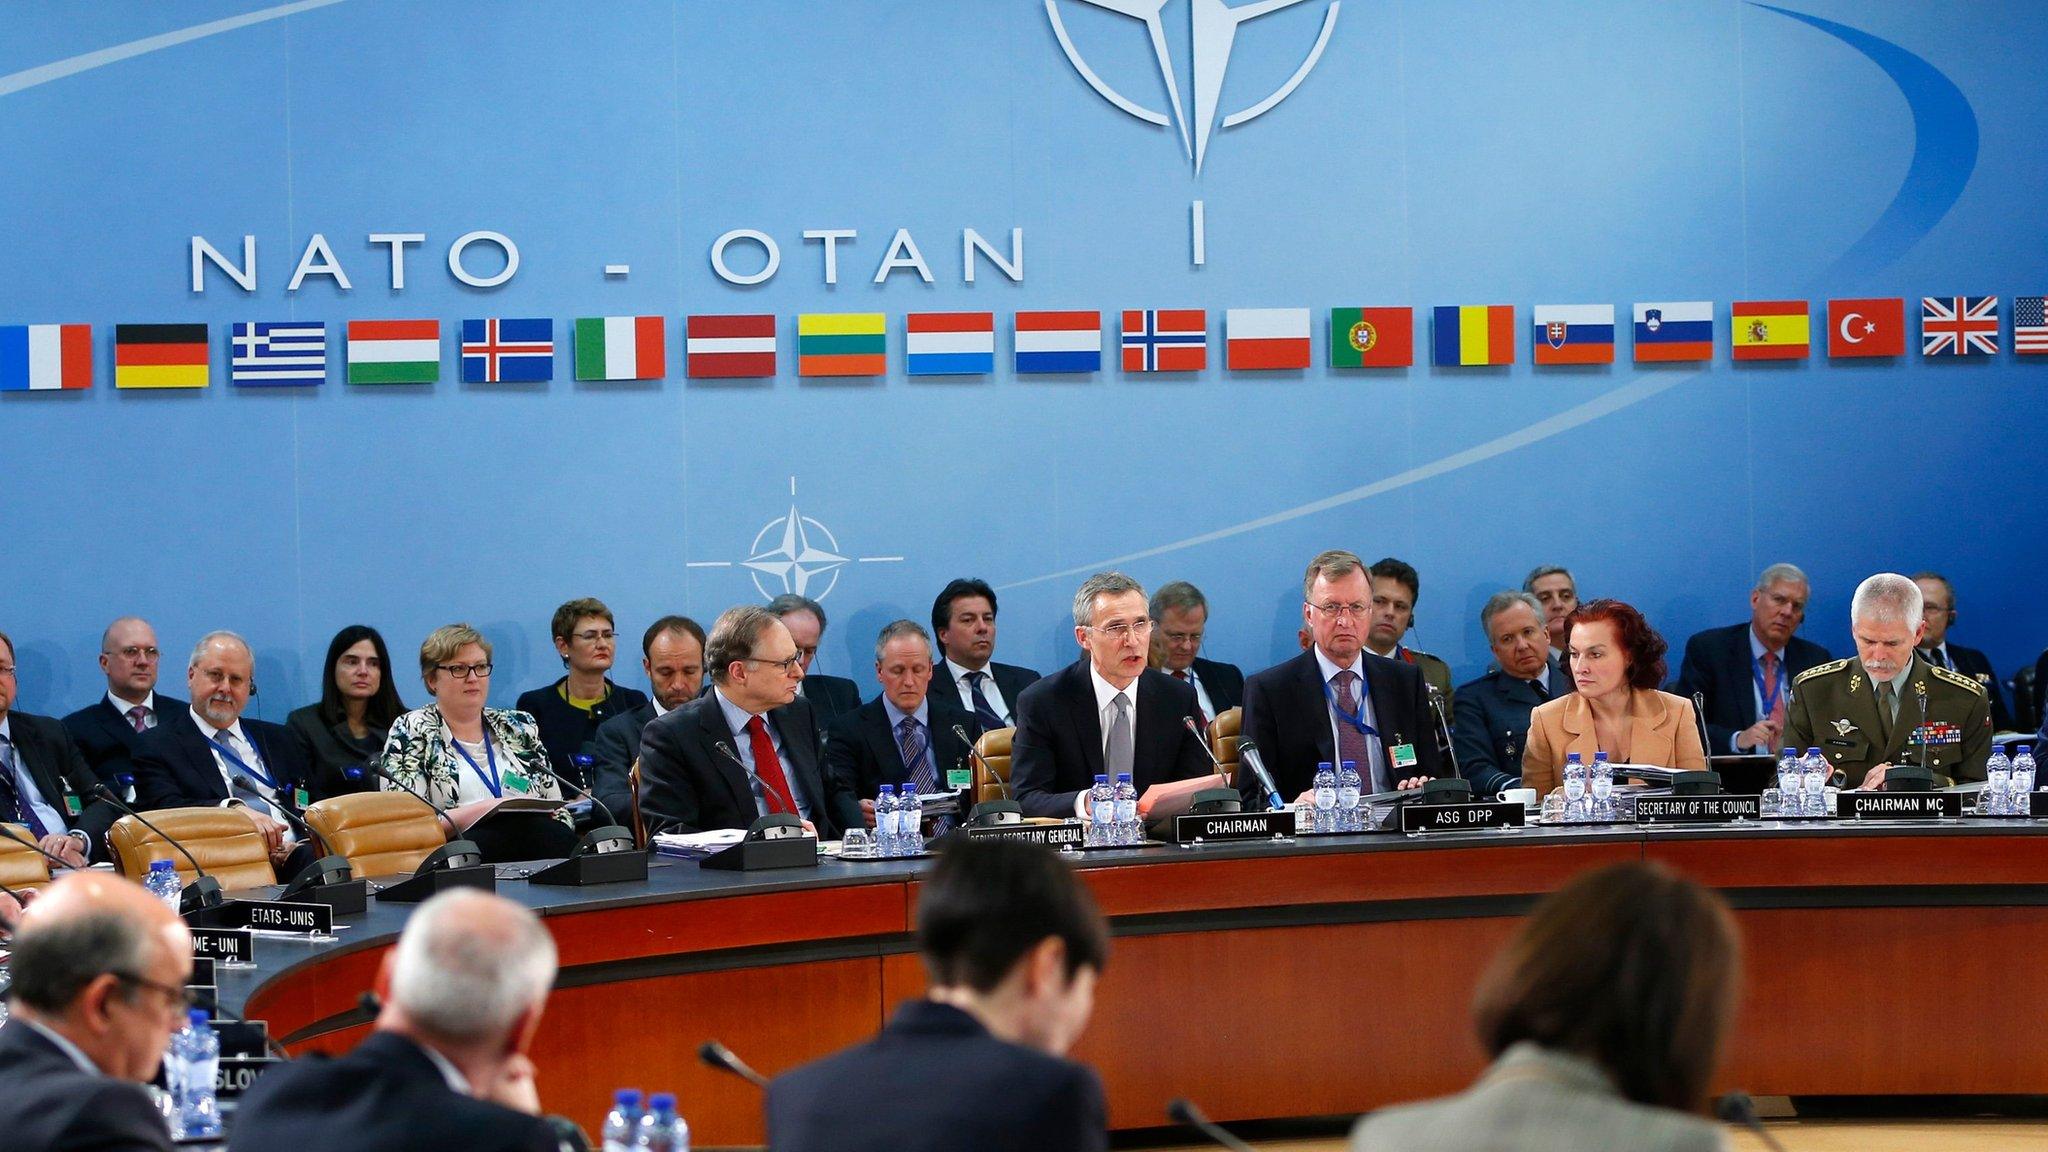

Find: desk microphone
0;821;83;871
90;784;224;913
1166;1098;1257;1152
716;742;794;815
953;725;1008;800
1232;739;1286;813
344;760;443;815
1691;691;1716;761
530;765;626;832
1426;684;1459;777
1714;1092;1788;1152
698;1039;770;1089
1181;715;1230;780
1915;681;1931;777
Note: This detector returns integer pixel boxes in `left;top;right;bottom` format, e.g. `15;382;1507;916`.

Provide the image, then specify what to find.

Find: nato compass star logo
686;478;903;601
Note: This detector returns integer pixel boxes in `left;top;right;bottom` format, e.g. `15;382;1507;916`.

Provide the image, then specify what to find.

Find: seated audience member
1522;565;1579;663
636;606;860;839
1673;563;1830;754
1;631;121;866
1912;572;2013;732
1522;602;1707;796
1011;573;1210;819
287;625;401;798
380;625;572;862
767;838;1110;1152
768;593;862;733
821;620;980;832
62;616;186;790
0;870;193;1152
587;615;706;828
515;597;648;791
1453;592;1572;797
229;889;571;1152
1350;861;1739;1152
1787;573;1990;790
132;632;319;876
1148;580;1243;724
1242;550;1444;804
1364;558;1455;707
931;578;1041;729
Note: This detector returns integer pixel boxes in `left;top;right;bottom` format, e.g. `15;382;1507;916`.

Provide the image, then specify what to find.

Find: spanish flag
114;324;208;388
1730;300;1810;361
1431;305;1514;366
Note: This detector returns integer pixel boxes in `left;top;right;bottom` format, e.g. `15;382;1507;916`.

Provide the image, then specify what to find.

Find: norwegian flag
1921;296;1999;357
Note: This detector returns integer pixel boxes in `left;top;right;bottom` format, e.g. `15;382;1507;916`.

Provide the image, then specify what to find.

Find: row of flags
3;297;2043;391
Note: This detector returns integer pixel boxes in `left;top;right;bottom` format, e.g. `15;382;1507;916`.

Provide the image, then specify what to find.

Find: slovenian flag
1014;311;1101;374
461;318;554;384
905;312;995;376
1431;305;1514;366
685;314;774;378
0;323;91;391
1632;302;1713;362
347;320;439;384
1121;309;1206;372
575;316;665;381
797;313;886;377
1225;308;1311;370
115;324;209;389
1530;305;1616;366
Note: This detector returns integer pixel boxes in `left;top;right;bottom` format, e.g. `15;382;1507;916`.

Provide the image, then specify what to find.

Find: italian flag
347;320;440;384
575;316;666;381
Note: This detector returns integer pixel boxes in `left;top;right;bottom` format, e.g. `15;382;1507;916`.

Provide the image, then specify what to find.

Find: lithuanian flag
114;324;208;388
796;313;885;377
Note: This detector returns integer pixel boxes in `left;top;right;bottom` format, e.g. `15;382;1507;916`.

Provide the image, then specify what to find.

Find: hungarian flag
0;323;91;391
797;313;886;376
576;316;666;381
1730;300;1809;360
461;318;554;384
114;324;208;389
347;320;439;384
1121;309;1206;372
1329;307;1412;368
1224;308;1310;370
1825;298;1905;358
905;312;995;376
1014;310;1102;374
1431;305;1514;366
1530;304;1615;365
685;314;774;378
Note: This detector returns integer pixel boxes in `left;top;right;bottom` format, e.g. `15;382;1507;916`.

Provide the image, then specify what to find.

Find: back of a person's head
7;905;153;1014
917;839;1108;992
1472;861;1739;1113
387;889;558;1045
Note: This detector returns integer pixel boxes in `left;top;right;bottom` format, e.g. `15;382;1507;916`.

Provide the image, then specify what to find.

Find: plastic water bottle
1984;747;2012;816
171;1010;221;1139
1112;772;1139;845
602;1089;645;1152
1087;775;1114;846
1336;761;1363;832
1311;762;1337;833
1590;752;1614;820
876;785;902;856
143;859;182;913
1561;753;1587;821
2014;745;2037;809
1800;747;1828;817
1775;748;1801;815
636;1091;687;1151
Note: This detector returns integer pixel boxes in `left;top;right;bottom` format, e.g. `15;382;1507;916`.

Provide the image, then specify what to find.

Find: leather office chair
0;822;54;891
974;727;1015;806
1209;706;1243;784
303;791;447;878
108;808;277;891
629;758;646;847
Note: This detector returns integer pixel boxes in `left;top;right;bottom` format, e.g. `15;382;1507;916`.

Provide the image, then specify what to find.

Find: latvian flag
1225;308;1311;370
347;320;439;384
1014;311;1101;374
1431;305;1514;366
230;322;325;386
0;323;91;391
460;318;553;384
1632;301;1713;362
576;316;666;381
906;312;995;376
1121;309;1205;372
1530;305;1615;365
1921;296;1999;357
797;313;886;377
685;314;774;378
114;324;208;389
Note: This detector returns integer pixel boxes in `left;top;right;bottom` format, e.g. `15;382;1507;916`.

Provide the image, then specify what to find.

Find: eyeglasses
435;662;493;680
1090;619;1154;640
110;646;161;660
744;654;805;675
0;664;14;677
792;645;819;660
569;629;617;644
1307;601;1371;620
110;970;198;1014
1160;630;1203;645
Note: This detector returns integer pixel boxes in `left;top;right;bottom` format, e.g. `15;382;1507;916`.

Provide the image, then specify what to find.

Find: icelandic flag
461;318;554;383
230;322;326;386
0;323;91;390
1014;311;1102;373
1530;305;1615;365
905;312;995;375
1632;301;1713;362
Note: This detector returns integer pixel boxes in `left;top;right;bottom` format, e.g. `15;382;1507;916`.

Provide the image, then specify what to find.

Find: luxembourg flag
905;312;995;375
0;323;91;390
1014;311;1101;373
1530;304;1616;365
1225;308;1311;370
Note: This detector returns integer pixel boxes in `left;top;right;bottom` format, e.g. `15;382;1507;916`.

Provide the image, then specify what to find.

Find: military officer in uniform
1786;573;1990;789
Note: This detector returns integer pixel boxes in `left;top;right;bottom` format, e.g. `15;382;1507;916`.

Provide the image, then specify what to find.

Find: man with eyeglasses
636;605;861;838
62;617;187;794
588;615;707;828
768;593;864;736
1148;581;1243;726
516;597;649;793
1;630;130;867
1011;573;1210;819
1241;549;1445;806
0;870;192;1151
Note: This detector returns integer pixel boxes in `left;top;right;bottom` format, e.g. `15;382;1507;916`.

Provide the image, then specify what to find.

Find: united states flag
2014;296;2047;355
1921;296;1999;357
230;322;325;385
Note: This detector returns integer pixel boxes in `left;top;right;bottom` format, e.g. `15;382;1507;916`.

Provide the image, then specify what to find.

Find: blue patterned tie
0;735;51;837
965;671;1006;730
896;716;951;835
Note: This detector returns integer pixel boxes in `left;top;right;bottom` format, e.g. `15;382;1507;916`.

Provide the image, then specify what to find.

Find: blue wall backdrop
1;0;2042;718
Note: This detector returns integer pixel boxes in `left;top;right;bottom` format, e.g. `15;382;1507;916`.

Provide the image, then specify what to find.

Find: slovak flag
1530;305;1615;365
1121;309;1206;372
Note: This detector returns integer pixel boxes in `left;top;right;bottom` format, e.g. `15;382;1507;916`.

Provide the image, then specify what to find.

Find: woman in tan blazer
1523;600;1707;796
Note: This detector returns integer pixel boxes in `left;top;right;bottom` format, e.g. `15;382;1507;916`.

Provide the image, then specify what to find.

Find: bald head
99;617;163;703
385;889;557;1048
10;871;193;1082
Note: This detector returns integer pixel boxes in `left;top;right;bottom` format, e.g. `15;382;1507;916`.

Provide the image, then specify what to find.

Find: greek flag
230;321;326;386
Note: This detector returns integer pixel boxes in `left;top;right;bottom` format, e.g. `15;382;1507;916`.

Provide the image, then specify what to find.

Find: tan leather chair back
303;791;447;878
1210;707;1243;783
629;759;646;847
108;808;277;891
0;822;54;890
974;727;1015;806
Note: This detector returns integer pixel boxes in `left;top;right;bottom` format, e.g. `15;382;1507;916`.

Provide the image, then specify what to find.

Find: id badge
293;787;311;809
946;767;973;790
502;770;531;795
1390;743;1419;770
64;793;83;816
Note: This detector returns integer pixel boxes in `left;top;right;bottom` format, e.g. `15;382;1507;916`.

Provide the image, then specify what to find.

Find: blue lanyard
1323;674;1380;739
1753;655;1787;717
450;728;502;798
205;730;276;790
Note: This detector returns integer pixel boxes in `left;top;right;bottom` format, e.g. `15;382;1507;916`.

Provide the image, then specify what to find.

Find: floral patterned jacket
377;704;566;819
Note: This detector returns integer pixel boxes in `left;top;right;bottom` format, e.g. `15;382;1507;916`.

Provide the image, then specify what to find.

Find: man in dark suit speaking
767;838;1110;1152
1010;572;1211;818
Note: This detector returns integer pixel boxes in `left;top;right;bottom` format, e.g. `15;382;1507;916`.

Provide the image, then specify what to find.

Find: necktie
744;715;799;817
0;735;52;837
1760;651;1785;726
897;716;950;835
965;671;1006;730
1105;692;1134;781
1925;647;1949;671
1530;676;1549;702
126;705;149;733
1334;670;1379;791
1875;682;1897;745
1172;670;1209;727
217;729;281;816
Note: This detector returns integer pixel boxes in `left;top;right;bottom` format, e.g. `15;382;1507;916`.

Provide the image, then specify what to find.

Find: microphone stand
698;1040;770;1089
1425;685;1459;778
90;784;224;913
1167;1098;1258;1152
952;725;1009;800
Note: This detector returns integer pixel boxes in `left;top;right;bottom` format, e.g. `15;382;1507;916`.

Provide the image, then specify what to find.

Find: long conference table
219;820;2048;1144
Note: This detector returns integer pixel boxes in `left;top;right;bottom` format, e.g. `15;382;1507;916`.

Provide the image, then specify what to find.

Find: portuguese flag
1329;307;1413;368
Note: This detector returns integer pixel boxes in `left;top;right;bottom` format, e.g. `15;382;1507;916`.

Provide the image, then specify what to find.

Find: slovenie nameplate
1400;801;1526;833
1635;795;1761;823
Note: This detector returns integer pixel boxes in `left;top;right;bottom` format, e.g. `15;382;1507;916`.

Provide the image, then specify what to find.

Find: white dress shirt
942;658;1011;724
713;688;812;822
105;690;160;729
192;708;296;846
1172;665;1218;721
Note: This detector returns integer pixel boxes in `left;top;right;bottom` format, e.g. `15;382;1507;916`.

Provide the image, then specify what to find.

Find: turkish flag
1827;297;1906;357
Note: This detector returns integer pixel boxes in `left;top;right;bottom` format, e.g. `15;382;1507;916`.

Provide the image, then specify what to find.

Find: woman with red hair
1521;600;1707;796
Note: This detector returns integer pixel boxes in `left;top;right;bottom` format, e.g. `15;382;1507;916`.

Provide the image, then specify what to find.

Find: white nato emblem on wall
1046;0;1340;174
687;478;903;602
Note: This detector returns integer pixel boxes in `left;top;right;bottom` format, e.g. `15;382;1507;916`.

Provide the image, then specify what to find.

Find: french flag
0;323;91;391
1014;310;1102;374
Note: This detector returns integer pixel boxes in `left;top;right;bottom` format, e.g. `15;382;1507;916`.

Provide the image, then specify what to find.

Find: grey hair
187;630;251;670
873;619;934;663
705;605;781;686
6;908;155;1013
1073;572;1146;628
1480;590;1546;638
1754;563;1810;593
388;889;557;1044
1148;581;1208;621
1522;565;1573;593
1850;572;1922;626
765;593;826;633
1303;549;1366;601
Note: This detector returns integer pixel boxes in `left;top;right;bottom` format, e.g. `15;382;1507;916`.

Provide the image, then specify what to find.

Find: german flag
114;324;209;388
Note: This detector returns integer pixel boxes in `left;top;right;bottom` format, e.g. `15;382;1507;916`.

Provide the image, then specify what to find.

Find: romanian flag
797;313;886;377
1431;305;1514;366
114;324;208;389
1329;307;1412;368
0;324;92;391
1731;300;1809;361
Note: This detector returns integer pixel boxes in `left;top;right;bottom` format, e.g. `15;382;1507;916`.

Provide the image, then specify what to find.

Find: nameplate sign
1635;795;1762;824
1399;801;1526;834
1174;810;1293;843
210;899;333;936
2034;792;2048;818
189;927;252;965
1837;792;1960;820
965;820;1086;848
188;957;216;986
217;1056;283;1099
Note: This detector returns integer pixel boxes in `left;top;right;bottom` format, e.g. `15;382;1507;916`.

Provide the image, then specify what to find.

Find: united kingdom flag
1921;296;1999;357
460;317;554;383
